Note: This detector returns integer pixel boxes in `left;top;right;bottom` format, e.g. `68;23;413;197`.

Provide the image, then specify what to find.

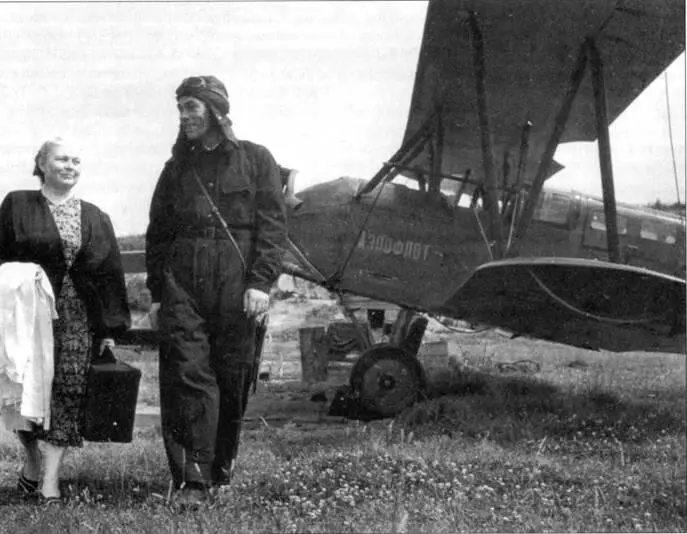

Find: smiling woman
0;136;131;503
34;138;82;194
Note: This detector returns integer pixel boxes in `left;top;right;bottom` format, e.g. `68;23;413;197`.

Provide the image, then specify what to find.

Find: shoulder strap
190;165;248;273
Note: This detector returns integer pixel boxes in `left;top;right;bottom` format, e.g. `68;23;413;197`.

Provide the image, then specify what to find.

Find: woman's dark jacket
0;190;131;339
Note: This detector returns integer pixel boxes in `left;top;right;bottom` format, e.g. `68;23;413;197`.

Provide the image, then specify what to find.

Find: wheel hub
379;374;396;390
350;345;424;418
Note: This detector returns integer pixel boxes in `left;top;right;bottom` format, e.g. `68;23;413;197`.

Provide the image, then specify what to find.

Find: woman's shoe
17;471;39;496
37;494;63;506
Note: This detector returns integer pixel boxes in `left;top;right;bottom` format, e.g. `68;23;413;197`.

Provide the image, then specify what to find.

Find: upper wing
402;0;685;193
437;258;686;354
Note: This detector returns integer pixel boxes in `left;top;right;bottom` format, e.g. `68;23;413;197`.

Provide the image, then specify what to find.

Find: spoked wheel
350;344;426;418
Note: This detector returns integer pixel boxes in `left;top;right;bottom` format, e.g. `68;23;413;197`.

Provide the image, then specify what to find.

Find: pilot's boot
173;483;208;510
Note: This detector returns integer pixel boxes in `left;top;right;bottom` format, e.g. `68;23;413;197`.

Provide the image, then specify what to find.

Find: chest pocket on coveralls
219;170;256;227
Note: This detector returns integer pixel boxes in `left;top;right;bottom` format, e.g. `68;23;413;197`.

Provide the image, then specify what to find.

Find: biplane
122;0;685;418
276;0;686;416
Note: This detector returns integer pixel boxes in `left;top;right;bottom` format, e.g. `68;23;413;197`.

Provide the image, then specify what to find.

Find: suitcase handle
91;346;117;366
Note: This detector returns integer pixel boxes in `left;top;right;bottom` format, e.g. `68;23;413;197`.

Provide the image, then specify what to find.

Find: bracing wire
473;207;494;261
505;191;524;255
426;313;492;335
527;269;659;326
664;71;682;205
331;179;388;284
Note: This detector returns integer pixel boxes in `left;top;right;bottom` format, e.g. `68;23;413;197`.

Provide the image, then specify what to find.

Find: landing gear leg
390;309;428;357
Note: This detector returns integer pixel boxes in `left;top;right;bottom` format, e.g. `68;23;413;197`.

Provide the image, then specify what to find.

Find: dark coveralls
146;137;287;487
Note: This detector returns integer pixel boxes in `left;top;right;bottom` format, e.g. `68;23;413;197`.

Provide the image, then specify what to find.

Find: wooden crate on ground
417;340;449;373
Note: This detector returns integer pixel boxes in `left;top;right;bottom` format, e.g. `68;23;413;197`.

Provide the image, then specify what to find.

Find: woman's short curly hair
33;137;65;184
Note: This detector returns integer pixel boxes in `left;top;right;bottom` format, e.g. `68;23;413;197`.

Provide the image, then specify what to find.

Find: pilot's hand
100;338;115;355
244;288;270;318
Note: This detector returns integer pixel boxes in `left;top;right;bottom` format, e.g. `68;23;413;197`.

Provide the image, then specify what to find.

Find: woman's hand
243;288;269;319
149;302;161;330
100;338;115;354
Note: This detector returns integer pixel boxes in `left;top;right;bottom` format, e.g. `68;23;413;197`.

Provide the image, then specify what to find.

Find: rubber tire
350;344;426;418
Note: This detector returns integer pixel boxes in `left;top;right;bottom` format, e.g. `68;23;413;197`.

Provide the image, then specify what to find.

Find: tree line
117;234;146;251
117;198;685;250
649;200;686;215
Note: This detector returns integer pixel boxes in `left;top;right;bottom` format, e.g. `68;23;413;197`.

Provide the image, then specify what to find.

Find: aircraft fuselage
285;177;685;315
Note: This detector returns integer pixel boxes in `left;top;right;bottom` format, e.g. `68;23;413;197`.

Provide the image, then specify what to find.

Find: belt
178;226;252;239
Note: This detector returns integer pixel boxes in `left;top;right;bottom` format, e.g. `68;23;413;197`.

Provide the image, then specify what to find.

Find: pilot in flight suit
146;75;287;505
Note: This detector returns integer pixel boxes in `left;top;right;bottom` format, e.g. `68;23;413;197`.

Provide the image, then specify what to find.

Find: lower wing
437;258;685;354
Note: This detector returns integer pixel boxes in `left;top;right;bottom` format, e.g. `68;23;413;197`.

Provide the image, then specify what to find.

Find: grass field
0;297;685;533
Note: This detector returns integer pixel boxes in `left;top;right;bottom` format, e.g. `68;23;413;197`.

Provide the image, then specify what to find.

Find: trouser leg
159;338;218;487
212;363;253;485
159;341;187;489
159;238;255;488
158;274;220;488
211;316;257;485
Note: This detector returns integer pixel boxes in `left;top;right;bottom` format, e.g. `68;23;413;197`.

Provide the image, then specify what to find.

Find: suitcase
80;347;141;443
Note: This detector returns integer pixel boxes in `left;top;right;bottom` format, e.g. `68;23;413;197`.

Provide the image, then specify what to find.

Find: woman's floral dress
36;196;92;447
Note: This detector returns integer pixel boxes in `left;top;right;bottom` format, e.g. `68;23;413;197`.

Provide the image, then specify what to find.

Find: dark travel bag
80;347;141;443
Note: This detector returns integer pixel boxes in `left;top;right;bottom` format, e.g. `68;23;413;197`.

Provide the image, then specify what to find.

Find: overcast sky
0;1;684;236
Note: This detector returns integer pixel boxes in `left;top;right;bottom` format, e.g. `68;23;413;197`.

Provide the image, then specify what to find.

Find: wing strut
512;37;622;262
513;121;532;193
355;111;436;200
588;38;621;263
513;42;589;249
468;11;503;260
428;106;445;196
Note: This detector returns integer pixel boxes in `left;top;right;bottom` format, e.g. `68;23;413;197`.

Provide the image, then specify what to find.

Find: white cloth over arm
0;262;58;429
